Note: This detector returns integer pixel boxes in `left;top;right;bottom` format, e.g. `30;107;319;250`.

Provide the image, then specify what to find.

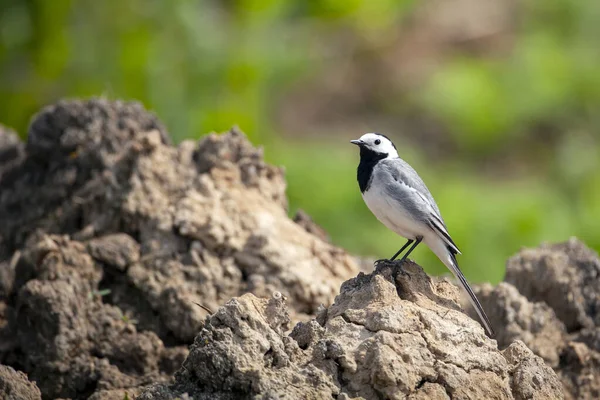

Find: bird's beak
350;139;363;146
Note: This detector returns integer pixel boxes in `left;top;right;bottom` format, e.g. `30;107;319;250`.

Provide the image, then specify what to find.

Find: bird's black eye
374;139;381;145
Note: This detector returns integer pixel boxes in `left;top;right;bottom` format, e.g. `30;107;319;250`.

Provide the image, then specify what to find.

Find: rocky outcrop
1;235;182;399
475;282;566;368
0;100;358;332
0;99;594;399
0;99;359;399
474;239;600;400
139;261;563;400
0;125;25;181
0;365;41;400
505;239;600;332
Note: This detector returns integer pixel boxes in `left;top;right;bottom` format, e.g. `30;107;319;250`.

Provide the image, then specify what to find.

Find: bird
350;132;494;337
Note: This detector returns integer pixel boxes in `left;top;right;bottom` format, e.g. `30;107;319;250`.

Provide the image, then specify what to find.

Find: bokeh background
1;0;599;283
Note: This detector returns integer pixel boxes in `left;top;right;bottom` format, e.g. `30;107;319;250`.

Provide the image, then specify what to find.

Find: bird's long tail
443;246;494;337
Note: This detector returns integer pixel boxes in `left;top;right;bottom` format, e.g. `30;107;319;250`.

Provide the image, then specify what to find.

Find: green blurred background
1;0;599;283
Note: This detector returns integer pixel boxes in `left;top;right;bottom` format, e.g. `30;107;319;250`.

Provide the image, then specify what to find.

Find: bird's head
350;133;398;160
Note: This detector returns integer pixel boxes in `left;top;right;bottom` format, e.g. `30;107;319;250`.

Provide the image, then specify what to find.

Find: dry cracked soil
0;99;597;400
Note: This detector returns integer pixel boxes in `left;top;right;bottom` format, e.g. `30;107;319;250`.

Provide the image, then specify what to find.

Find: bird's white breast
362;178;424;240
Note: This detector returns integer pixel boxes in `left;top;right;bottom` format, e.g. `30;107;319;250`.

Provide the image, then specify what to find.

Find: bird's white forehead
359;132;390;143
357;132;398;157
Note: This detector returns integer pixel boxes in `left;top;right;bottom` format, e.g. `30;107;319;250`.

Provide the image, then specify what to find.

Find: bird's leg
398;236;423;263
389;239;414;261
374;239;413;265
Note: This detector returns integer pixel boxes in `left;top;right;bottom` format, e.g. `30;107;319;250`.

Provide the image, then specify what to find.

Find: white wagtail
351;133;494;337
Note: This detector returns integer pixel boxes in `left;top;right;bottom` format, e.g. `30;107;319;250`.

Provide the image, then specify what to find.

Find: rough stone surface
1;235;174;399
502;341;564;400
139;261;563;400
87;387;143;400
475;282;566;368
0;124;25;181
505;238;600;332
475;239;600;400
0;364;41;400
1;99;594;399
0;99;359;399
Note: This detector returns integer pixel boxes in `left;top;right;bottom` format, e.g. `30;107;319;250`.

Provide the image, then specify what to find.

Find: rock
0;99;359;399
87;233;140;271
139;261;564;400
474;282;566;367
192;126;287;207
477;239;600;400
0;364;41;400
0;124;25;181
0;99;358;339
1;99;585;400
293;209;331;243
25;98;170;162
505;238;600;331
559;331;600;400
502;341;564;400
6;236;172;399
88;388;142;400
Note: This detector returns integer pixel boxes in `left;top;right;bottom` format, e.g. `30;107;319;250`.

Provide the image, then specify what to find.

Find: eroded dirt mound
0;125;24;181
1;235;183;399
140;261;563;400
474;238;600;400
0;99;359;399
0;364;41;400
0;99;592;399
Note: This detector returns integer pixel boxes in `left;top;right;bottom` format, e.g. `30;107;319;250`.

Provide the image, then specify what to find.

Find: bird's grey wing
380;158;461;254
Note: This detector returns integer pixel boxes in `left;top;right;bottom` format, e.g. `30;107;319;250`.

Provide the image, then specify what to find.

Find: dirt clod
0;99;359;399
0;364;41;400
475;239;600;400
0;99;592;399
139;261;563;400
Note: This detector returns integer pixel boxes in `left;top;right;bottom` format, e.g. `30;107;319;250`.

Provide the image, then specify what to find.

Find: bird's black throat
356;147;387;193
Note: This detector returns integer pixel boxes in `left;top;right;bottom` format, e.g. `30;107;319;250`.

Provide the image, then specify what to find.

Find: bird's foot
375;257;411;266
374;258;391;265
374;258;394;275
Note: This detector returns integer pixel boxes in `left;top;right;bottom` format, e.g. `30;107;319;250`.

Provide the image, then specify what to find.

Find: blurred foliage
1;0;599;283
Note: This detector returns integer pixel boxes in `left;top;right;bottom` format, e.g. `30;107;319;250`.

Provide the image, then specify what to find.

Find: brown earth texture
0;99;597;400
